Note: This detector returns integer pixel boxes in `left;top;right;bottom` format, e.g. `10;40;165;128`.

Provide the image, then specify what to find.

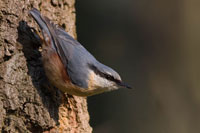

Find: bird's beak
117;82;132;89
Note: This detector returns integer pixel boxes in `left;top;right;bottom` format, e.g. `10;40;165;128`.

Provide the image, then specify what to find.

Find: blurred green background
76;0;200;133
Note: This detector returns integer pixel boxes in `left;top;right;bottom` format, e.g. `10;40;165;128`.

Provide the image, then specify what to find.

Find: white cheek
91;71;117;90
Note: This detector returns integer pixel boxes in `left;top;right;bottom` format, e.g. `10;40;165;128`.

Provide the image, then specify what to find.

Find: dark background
76;0;200;133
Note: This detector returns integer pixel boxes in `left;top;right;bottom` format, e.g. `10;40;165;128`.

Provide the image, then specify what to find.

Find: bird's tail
29;8;56;50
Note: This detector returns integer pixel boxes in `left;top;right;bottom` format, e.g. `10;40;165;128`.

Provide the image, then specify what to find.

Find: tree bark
0;0;92;132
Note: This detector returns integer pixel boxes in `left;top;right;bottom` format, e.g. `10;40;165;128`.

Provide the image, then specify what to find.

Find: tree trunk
0;0;92;132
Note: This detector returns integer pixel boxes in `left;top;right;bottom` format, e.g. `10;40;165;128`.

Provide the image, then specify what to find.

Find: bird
29;8;131;97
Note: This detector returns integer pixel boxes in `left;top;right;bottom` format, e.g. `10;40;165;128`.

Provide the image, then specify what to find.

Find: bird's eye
104;74;114;81
104;74;121;84
106;75;111;78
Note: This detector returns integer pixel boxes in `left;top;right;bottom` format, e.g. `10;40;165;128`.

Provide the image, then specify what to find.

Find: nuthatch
29;8;131;97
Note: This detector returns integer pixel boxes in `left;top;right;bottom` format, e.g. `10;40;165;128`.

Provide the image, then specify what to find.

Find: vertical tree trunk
0;0;92;132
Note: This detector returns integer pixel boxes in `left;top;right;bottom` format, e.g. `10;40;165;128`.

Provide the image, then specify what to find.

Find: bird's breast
42;48;71;87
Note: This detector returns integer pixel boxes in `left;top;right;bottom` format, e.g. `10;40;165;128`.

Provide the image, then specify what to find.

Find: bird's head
88;62;132;91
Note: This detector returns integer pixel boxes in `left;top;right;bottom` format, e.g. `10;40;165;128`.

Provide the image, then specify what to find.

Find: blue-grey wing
55;28;98;88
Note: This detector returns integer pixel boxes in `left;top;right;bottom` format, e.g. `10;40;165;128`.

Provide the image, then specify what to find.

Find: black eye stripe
88;64;121;83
